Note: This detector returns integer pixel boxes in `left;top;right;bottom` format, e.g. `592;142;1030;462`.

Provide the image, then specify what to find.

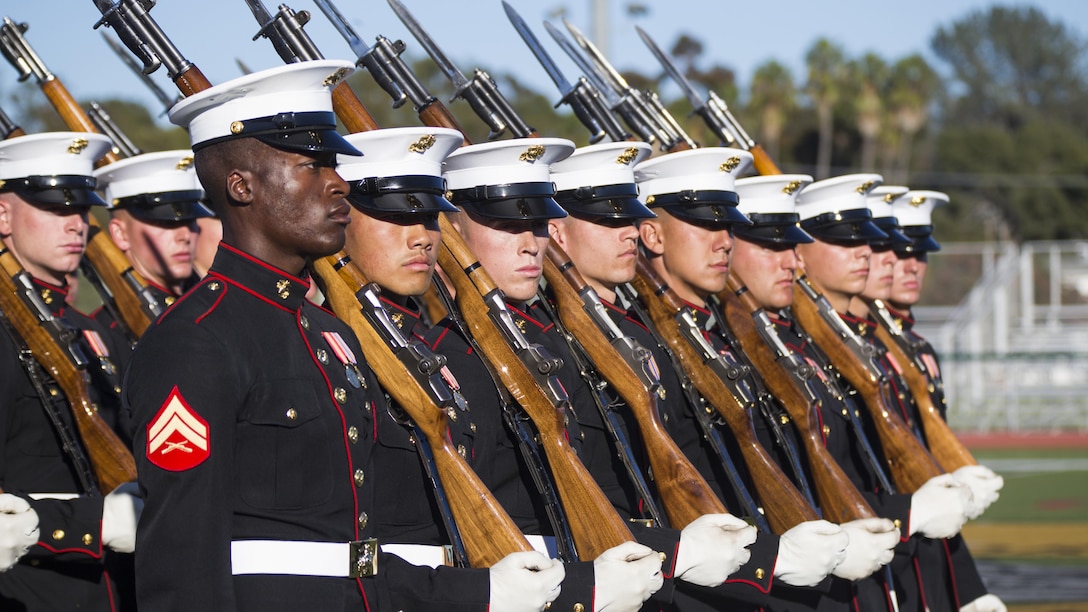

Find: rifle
436;214;635;559
634;26;780;176
866;298;977;472
0;248;137;493
0;104;25;139
90;0;212;97
791;275;943;493
544;20;690;152
312;0;469;136
88;101;141;159
0;16;164;340
502;1;629;144
716;276;877;524
543;242;727;528
100;30;181;114
629;257;819;534
387;0;538;140
314;256;533;567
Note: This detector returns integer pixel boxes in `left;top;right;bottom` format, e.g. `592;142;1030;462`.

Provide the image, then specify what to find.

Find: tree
931;6;1088;129
846;53;888;172
748;60;795;164
804;38;847;178
885;54;941;183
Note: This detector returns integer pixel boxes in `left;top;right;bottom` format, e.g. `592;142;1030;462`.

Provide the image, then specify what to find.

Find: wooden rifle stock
719;275;875;523
331;83;381;132
789;277;942;493
747;144;781;177
629;258;818;533
314;255;532;567
543;241;726;528
866;300;977;472
437;215;634;558
0;249;136;492
37;79;120;166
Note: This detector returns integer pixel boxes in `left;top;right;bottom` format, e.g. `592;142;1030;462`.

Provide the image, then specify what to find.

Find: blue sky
2;1;1085;126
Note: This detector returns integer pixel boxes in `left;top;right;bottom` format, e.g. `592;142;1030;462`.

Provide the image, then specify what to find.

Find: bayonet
544;20;677;150
0;17;53;83
245;0;322;63
102;31;180;112
387;0;534;139
88;101;142;158
635;26;741;148
563;19;697;151
502;1;627;144
91;0;211;96
563;18;695;151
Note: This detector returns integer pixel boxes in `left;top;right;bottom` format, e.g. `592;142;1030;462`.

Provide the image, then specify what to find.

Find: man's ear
107;216;130;251
548;218;567;248
639;219;665;256
226;169;254;205
0;196;12;237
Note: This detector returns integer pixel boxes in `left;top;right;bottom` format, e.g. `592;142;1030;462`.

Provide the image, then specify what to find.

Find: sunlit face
193;216;222;277
731;238;799;311
452;211;550;303
859;246;898;302
0;193;89;285
640;211;733;305
549;215;639;303
109;210;196;294
889;252;928;310
224;146;351;274
344;208;440;299
795;238;872;313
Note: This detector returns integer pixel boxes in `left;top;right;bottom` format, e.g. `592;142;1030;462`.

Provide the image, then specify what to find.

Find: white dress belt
231;540;377;577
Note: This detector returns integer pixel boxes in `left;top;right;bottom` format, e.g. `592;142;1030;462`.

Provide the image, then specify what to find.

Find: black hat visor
0;174;105;208
801;208;888;243
451;181;567;221
733;212;814;244
346;174;458;215
647;189;751;228
897;225;941;253
113;189;215;222
198;111;361;156
555;183;655;220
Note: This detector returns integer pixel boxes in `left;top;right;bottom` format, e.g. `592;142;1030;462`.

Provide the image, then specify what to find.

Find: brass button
317;349;329;364
354;469;365;487
286;408;298;420
822;424;831;437
841;409;848;417
755;568;765;580
470;422;477;433
165;296;176;306
573;605;585;612
447;407;457;422
334;388;347;404
457;444;467;458
358;511;368;529
52;530;65;541
300;315;310;330
893;519;902;530
348;426;359;443
207;281;221;291
779;414;789;425
82;533;93;545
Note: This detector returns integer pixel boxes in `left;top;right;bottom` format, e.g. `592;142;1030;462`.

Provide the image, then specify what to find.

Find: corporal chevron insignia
146;386;210;471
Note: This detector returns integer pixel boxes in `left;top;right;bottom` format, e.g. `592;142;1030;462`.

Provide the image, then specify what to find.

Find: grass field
959;443;1088;610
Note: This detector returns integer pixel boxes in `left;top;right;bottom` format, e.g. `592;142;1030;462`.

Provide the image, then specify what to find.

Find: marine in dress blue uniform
0;132;138;611
124;62;492;612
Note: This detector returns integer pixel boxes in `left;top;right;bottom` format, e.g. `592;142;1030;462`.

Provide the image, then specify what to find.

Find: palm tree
886;54;941;182
804;39;847;178
748;60;796;164
848;53;888;172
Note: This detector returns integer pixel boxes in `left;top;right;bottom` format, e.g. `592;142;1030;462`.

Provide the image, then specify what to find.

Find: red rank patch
146;386;210;471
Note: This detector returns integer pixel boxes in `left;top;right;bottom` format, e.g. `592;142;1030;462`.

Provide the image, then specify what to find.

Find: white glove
774;519;847;587
674;513;757;586
960;593;1008;612
832;517;898;580
592;541;664;612
909;474;971;539
488;550;564;612
102;482;143;554
0;494;39;572
952;465;1004;520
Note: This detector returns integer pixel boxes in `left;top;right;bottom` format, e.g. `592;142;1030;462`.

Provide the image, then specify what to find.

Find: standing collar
205;243;312;312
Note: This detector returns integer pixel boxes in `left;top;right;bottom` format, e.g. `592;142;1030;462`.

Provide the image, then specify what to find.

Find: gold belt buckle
349;539;379;578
